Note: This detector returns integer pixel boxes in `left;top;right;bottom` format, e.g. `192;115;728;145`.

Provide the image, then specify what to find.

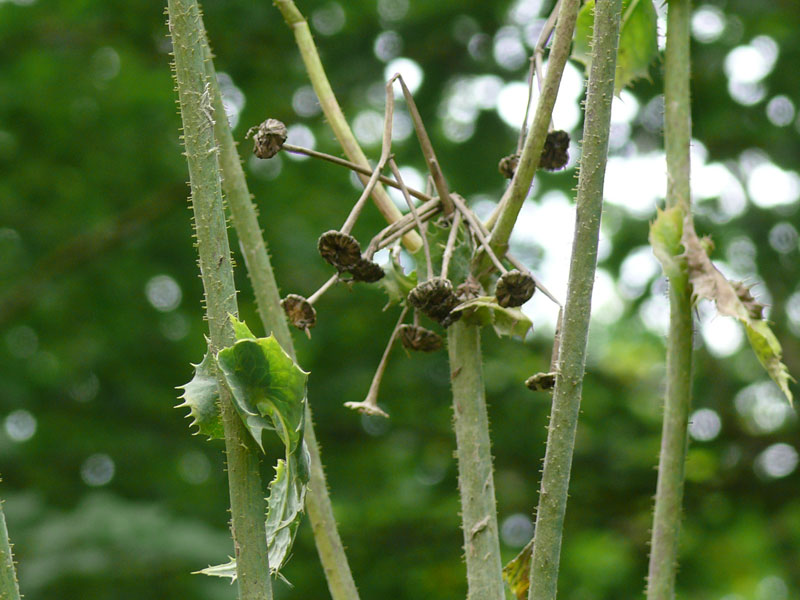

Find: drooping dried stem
450;194;507;275
518;0;561;153
388;158;433;279
344;306;408;418
282;144;433;204
307;274;340;305
440;210;462;281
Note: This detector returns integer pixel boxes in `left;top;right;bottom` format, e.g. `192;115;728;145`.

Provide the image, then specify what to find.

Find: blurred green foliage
0;0;798;599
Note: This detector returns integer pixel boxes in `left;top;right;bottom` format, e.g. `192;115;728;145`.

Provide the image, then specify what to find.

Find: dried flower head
407;277;461;326
498;153;520;179
318;230;362;271
281;294;317;335
399;324;443;352
540;130;570;171
525;372;556;392
349;258;385;283
250;118;288;159
495;270;536;308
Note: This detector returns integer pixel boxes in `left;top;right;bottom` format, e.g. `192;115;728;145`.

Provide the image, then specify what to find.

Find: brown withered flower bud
281;294;317;335
498;153;520;179
540;130;570;171
349;258;385;283
495;270;536;308
525;372;556;392
399;324;443;352
318;230;362;271
251;119;288;159
407;277;461;326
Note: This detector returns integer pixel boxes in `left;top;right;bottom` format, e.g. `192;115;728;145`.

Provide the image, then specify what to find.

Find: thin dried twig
388;158;433;279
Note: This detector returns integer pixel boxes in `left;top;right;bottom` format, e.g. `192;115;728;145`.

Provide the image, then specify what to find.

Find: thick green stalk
528;2;622;599
167;2;271;598
0;500;21;600
273;0;422;252
488;0;580;256
447;321;504;600
201;24;361;600
646;0;694;597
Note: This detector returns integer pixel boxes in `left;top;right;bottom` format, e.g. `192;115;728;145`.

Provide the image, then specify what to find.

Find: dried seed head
281;294;317;334
344;401;389;418
526;372;556;392
456;275;484;301
407;277;461;326
733;281;765;320
349;258;385;283
399;324;443;352
540;130;570;171
495;270;536;308
251;119;288;159
498;153;520;179
318;230;362;271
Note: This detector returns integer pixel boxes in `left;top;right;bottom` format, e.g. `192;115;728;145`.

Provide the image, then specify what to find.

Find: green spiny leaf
649;205;685;282
176;351;224;440
451;296;533;339
573;0;658;93
216;324;308;453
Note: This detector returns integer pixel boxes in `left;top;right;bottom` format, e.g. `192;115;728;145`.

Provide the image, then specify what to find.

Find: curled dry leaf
540;130;570;171
318;230;362;271
495;270;536;308
653;209;794;403
398;324;443;352
250;118;288;159
281;294;317;335
407;277;462;326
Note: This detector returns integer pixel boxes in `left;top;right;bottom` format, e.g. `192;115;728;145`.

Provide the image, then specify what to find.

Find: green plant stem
528;1;622;599
274;0;422;252
646;0;694;598
201;20;361;600
0;500;21;600
447;321;504;600
167;2;271;598
488;0;580;256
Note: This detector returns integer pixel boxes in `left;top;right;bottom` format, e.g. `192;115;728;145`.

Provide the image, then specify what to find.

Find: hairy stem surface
647;0;694;597
448;321;504;600
528;2;622;599
201;18;360;600
167;1;271;597
0;499;20;600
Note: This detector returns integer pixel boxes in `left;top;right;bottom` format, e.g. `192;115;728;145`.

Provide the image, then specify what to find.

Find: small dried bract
526;372;556;392
495;270;536;308
399;324;443;352
318;230;362;271
498;153;520;179
281;294;317;335
250;118;287;159
456;275;484;301
349;258;385;283
540;130;570;171
407;277;461;326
